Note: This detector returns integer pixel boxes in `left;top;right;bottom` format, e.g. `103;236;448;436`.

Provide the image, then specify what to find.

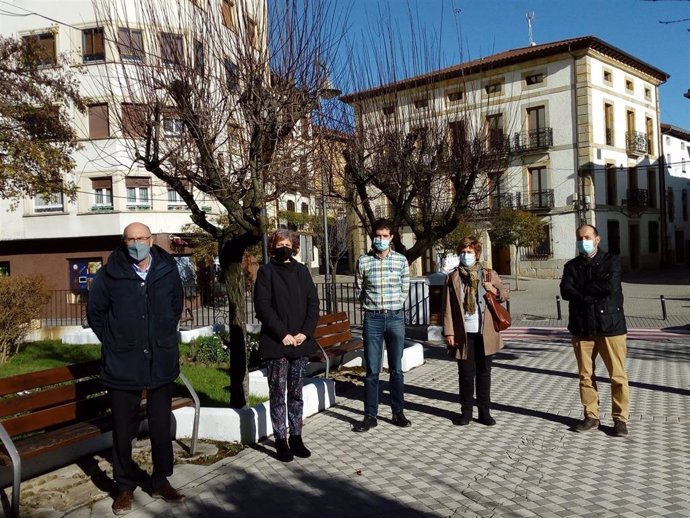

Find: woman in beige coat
442;236;509;426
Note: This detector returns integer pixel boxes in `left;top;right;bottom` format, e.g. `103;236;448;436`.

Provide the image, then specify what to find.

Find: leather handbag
483;269;511;332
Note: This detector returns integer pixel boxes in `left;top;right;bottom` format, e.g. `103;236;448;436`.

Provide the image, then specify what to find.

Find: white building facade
344;36;669;278
661;123;690;264
0;0;267;289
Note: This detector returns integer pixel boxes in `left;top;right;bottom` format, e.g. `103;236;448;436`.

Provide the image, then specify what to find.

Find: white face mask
459;252;476;267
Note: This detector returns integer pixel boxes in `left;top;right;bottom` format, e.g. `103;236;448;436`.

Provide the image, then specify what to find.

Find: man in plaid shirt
352;219;411;432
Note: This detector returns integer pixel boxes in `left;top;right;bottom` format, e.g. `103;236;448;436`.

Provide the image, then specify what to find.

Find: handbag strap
484;268;491;283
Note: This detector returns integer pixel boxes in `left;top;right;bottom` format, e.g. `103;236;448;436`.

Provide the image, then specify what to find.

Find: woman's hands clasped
282;333;308;347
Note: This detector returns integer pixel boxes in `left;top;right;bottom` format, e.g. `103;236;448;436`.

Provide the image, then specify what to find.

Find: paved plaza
60;328;690;518
11;271;690;517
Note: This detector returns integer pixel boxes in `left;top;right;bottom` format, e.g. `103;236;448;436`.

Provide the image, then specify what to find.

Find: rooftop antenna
527;11;536;46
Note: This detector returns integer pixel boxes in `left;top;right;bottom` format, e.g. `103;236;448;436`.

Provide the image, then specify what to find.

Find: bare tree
93;0;345;407
0;35;84;204
334;5;521;266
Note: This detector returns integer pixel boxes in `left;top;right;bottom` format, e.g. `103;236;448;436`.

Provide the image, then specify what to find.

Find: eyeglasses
124;236;151;244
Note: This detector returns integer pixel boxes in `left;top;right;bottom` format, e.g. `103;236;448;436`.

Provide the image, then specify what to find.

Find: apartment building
661;123;690;264
343;36;669;278
0;0;266;291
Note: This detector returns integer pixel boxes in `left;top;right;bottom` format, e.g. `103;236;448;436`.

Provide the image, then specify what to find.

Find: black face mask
273;247;293;262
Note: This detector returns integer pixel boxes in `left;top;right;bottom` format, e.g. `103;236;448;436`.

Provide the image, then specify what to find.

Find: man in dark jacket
560;224;629;437
87;222;185;515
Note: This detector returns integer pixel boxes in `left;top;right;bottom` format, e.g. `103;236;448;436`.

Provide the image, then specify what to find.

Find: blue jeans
363;309;405;417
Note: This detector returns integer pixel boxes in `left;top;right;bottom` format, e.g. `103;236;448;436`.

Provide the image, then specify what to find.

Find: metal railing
41;281;432;330
512;128;553;153
517;189;555;210
626;131;648;156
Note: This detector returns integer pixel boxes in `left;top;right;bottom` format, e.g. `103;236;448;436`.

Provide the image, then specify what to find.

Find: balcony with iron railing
626;131;648;156
623;188;649;213
517;189;554;210
512;128;553;153
489;192;515;212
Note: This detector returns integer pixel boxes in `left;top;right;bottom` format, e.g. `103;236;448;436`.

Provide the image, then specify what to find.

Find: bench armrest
0;422;22;517
177;373;200;455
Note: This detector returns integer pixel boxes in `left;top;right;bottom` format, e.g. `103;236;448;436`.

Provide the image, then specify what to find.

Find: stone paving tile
57;335;690;518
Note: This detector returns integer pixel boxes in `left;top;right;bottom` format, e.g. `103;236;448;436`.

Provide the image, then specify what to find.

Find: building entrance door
628;224;640;269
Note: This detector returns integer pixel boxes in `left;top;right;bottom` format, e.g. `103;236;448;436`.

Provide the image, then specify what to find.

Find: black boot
457;406;473;426
478;408;496;426
275;438;294;462
288;435;311;458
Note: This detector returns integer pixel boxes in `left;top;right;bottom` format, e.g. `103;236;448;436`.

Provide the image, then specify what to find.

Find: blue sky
342;0;689;129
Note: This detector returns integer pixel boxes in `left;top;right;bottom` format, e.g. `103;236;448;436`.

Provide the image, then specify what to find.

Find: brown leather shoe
112;489;134;515
152;481;186;503
574;416;600;432
613;420;629;437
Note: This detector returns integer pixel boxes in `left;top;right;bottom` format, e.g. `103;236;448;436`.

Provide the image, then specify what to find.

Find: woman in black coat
254;229;320;462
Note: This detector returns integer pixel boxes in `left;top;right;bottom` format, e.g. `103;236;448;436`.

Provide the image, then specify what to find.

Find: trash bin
426;272;447;325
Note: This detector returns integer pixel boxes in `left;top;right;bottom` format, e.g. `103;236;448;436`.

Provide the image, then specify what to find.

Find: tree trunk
513;244;521;291
220;242;249;409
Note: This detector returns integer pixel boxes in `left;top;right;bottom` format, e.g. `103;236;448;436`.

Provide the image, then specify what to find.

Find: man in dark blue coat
560;224;629;438
87;222;185;515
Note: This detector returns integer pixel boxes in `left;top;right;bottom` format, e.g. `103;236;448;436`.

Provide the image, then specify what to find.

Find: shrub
0;275;52;363
188;334;228;364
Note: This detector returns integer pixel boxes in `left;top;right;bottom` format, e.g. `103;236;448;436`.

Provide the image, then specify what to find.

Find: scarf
458;262;482;314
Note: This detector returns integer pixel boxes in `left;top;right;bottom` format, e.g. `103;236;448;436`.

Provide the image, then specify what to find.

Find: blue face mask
127;242;150;262
373;237;390;252
576;239;595;255
459;252;476;267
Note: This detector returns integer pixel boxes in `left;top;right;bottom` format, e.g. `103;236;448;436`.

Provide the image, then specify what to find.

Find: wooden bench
0;360;200;518
311;312;364;378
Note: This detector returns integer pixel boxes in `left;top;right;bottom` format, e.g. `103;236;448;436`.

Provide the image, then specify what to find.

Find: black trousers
457;333;493;413
108;383;174;491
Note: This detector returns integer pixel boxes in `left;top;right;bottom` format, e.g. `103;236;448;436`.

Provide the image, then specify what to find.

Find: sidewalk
61;331;690;518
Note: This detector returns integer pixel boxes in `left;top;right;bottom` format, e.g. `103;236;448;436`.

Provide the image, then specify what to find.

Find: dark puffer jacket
254;258;320;360
87;245;184;390
560;249;627;338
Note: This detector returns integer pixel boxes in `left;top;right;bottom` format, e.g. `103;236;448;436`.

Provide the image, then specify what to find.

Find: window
528;167;549;208
121;103;147;138
682;142;686;150
527;105;546;132
605;164;617;205
525;73;544;86
167;183;190;210
22;32;56;66
117;28;144;62
607;220;620;255
413;98;429;109
92;177;112;208
194;40;204;72
447;90;463;102
382;105;395;116
647;168;657;208
628;166;638;190
626;109;635;135
87;104;109;139
625;78;634;92
485;114;504;150
163;116;183;136
449;120;467;158
603;69;612;84
224;59;238;89
648;221;659;253
683;189;688;221
221;0;236;30
301;202;309;214
34;192;64;213
159;33;184;65
683;158;687;174
125;177;151;208
286;200;295;212
484;80;503;95
668;188;675;222
645;87;651;101
245;15;258;47
665;136;670;146
666;153;671;167
0;262;9;277
82;28;105;63
604;103;614;145
645;117;654;154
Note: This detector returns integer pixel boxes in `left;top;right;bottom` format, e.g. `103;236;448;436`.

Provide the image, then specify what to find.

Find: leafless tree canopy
92;0;346;407
333;4;521;264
